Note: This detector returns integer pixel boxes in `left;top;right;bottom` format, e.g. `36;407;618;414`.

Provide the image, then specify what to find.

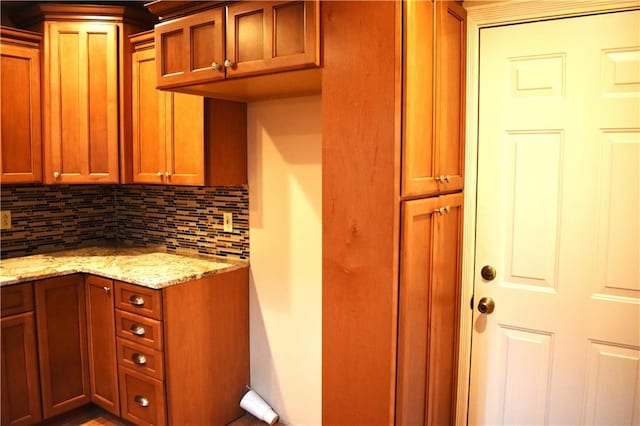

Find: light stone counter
0;246;248;289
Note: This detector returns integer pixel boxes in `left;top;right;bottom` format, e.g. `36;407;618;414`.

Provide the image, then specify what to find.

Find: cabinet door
85;276;120;416
45;22;119;184
226;1;319;78
155;7;225;88
0;36;42;184
35;275;90;419
132;45;165;184
396;192;463;426
401;0;436;197
401;1;466;197
164;92;205;185
1;312;42;426
434;1;466;194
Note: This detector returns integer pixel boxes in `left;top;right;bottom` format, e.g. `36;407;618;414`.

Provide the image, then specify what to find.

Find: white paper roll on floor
240;389;279;425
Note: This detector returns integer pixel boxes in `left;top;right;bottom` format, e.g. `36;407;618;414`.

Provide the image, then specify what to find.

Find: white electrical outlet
0;210;11;230
223;212;233;232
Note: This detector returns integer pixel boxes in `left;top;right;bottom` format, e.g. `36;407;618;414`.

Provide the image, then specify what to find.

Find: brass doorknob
481;265;496;281
477;297;495;314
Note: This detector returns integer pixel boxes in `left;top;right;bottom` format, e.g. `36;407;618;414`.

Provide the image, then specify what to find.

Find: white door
469;11;640;425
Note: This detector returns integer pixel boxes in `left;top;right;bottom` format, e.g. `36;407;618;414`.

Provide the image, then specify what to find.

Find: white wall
247;96;322;426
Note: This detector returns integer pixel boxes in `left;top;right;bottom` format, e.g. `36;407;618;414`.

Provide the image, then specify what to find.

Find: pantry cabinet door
396;193;463;425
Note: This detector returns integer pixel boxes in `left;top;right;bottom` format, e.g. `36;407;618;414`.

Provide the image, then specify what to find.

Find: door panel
469;10;640;425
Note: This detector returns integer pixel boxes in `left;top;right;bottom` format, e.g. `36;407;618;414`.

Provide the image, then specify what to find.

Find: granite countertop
0;246;248;289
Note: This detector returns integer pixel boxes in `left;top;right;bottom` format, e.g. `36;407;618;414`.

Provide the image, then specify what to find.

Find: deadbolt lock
481;265;496;281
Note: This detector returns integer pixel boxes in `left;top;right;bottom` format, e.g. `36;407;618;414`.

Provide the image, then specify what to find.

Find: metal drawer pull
103;286;111;293
129;295;145;306
134;395;150;408
132;353;147;365
130;324;146;336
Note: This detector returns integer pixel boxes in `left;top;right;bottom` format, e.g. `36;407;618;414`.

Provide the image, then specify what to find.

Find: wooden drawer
119;367;166;426
1;283;34;317
115;310;163;351
117;337;164;381
115;281;163;320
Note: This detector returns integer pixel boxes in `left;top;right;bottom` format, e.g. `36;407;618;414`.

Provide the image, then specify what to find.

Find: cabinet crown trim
12;3;156;28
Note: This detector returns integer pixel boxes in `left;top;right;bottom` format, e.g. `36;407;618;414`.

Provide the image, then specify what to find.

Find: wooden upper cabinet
0;27;42;184
402;0;466;198
15;4;156;184
44;22;119;184
132;31;247;186
155;1;319;91
226;1;319;78
155;7;225;88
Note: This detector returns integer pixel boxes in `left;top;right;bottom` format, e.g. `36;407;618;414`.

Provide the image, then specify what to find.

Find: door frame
457;1;639;423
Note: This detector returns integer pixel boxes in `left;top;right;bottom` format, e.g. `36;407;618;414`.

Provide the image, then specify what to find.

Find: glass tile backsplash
0;184;249;260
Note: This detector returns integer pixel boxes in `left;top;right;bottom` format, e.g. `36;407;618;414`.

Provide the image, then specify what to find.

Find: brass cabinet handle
211;61;221;70
103;286;111;294
132;352;147;365
129;295;145;306
53;171;60;179
224;59;234;68
130;324;145;336
164;171;171;178
134;395;150;407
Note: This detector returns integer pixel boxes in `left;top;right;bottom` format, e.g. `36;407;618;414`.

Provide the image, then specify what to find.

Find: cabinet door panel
401;0;437;197
165;93;204;185
35;275;90;419
226;1;319;78
119;367;166;426
86;276;119;416
396;193;463;426
435;1;466;194
46;22;119;184
1;283;34;317
1;312;42;426
132;46;164;184
155;8;225;88
0;38;42;184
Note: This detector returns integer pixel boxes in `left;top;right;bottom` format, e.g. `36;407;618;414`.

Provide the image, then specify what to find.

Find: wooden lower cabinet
396;192;463;425
1;282;41;426
85;276;120;415
34;275;91;419
119;367;167;426
2;268;249;425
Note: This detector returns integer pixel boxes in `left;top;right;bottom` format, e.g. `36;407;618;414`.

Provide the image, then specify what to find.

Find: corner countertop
0;246;248;289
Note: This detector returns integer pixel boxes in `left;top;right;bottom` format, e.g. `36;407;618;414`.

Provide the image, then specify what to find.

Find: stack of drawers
114;281;167;426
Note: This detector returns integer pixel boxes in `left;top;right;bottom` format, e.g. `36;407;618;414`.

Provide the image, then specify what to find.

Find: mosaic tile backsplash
0;184;249;260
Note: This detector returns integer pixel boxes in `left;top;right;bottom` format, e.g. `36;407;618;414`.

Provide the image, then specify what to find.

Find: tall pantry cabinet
322;1;466;424
14;4;155;184
397;1;466;425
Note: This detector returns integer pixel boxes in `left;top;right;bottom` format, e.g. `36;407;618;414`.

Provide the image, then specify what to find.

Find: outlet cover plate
1;211;11;230
223;212;233;232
